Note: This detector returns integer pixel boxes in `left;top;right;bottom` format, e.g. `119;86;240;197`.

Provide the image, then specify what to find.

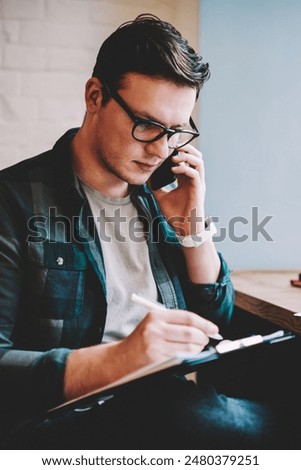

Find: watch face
178;222;217;248
178;235;200;248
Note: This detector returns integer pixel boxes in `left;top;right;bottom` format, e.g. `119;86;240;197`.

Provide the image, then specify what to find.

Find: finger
177;143;202;157
160;339;208;356
172;152;204;183
160;323;210;347
152;308;219;337
171;163;200;180
172;147;203;161
172;151;204;172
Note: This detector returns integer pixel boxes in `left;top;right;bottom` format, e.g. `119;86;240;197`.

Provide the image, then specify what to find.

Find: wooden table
231;270;301;335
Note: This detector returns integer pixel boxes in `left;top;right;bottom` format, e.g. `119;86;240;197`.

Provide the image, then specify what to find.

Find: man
0;14;294;449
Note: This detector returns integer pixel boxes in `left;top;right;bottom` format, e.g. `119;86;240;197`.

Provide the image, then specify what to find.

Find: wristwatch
177;217;217;248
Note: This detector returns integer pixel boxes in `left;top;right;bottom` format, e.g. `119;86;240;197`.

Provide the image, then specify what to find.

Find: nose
145;135;170;161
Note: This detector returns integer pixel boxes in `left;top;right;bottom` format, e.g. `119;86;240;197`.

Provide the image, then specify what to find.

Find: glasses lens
133;122;164;142
168;131;196;149
167;133;181;148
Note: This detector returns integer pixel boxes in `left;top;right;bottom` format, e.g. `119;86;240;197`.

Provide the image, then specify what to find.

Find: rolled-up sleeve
183;252;235;332
0;348;70;416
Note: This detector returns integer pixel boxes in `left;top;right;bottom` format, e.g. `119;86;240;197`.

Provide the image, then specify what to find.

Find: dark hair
92;13;210;99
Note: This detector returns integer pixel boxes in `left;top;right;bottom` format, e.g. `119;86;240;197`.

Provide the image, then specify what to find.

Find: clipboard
46;329;295;418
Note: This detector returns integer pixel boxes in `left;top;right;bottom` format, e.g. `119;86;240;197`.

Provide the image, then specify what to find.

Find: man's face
90;73;197;186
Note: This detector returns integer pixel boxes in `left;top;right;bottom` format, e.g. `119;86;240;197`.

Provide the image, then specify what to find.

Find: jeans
4;334;301;450
3;375;289;450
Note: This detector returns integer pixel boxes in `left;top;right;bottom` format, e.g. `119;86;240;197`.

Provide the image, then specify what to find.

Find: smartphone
149;149;178;191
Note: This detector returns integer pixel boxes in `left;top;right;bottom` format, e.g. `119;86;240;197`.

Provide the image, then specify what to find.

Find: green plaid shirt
0;129;234;434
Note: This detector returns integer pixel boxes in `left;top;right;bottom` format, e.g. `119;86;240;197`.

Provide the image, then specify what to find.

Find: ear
85;77;105;114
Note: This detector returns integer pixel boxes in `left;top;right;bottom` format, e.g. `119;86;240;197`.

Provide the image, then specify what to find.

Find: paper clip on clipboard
215;329;294;354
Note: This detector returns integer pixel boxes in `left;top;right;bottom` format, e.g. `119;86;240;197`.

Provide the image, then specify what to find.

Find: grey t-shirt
81;181;159;343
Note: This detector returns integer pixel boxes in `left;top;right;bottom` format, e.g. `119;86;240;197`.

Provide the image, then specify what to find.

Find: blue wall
200;0;301;269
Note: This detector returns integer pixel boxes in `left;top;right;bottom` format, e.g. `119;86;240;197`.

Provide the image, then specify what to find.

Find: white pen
131;292;223;340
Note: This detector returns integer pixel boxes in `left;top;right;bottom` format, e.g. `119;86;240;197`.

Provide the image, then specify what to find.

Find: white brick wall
0;0;199;169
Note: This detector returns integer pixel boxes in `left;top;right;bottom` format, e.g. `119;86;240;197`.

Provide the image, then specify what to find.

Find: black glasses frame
103;83;200;149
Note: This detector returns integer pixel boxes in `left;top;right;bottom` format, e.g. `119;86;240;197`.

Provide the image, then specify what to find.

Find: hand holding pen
131;293;223;341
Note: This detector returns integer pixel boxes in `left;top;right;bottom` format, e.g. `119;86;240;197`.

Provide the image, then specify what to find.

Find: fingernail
209;333;223;340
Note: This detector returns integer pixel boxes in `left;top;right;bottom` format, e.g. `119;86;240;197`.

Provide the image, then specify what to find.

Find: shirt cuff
186;252;232;301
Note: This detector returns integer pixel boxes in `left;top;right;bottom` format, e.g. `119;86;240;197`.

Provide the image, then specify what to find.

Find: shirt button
56;257;64;266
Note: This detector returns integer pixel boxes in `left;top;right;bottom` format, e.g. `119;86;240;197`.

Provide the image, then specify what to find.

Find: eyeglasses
103;83;199;152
